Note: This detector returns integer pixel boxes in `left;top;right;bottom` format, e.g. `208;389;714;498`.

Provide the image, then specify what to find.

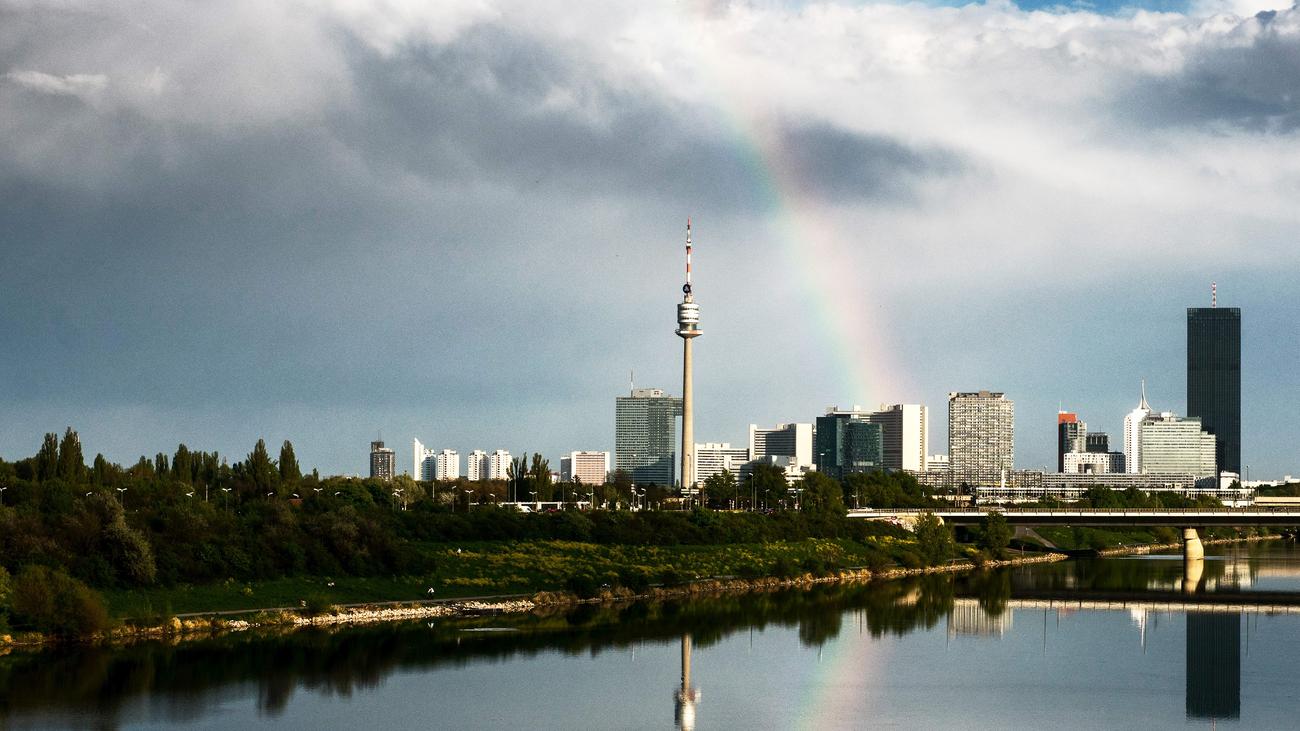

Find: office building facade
1057;412;1085;472
866;404;929;472
1187;305;1241;475
748;423;814;468
1063;450;1126;474
1139;414;1217;479
693;443;750;486
561;451;610;484
948;391;1015;479
815;410;884;479
615;388;683;486
413;438;433;480
369;440;395;481
1123;384;1153;473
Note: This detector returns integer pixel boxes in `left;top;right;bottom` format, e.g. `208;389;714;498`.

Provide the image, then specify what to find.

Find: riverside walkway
847;507;1300;527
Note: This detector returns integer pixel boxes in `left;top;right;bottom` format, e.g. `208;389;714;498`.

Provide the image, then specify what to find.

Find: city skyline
3;2;1299;478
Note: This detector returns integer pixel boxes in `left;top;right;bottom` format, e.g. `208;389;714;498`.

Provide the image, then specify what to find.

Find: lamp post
116;487;128;506
529;490;538;510
0;484;7;506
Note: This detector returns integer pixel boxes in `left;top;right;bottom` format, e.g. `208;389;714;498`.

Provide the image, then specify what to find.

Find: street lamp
529;490;538;510
0;484;8;505
116;487;128;506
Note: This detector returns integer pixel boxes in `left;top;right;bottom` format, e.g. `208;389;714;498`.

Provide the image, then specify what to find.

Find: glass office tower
1186;307;1241;475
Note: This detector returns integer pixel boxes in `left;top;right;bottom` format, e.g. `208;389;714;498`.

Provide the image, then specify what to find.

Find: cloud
2;0;1300;474
1119;8;1300;130
5;69;106;97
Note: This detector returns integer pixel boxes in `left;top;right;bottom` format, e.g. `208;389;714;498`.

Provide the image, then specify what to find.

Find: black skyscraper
1187;306;1241;475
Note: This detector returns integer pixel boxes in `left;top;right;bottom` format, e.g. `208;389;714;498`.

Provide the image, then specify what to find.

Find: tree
279;440;301;484
978;511;1013;559
530;453;552;501
35;432;59;481
914;512;955;566
703;470;738;507
800;471;846;518
172;444;193;484
57;428;85;482
245;438;278;492
748;463;789;510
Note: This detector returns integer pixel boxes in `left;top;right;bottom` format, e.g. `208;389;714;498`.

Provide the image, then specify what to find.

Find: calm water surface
5;541;1300;729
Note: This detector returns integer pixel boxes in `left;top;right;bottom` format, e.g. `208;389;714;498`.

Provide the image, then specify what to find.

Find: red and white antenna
1212;281;1217;308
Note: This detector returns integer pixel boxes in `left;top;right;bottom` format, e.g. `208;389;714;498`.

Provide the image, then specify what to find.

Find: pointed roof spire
1139;379;1150;411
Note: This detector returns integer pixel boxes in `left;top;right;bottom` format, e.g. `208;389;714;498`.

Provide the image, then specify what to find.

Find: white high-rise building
434;449;460;480
466;450;488;481
948;391;1014;479
561;451;610;484
487;449;512;480
926;454;950;473
748;423;814;468
413;438;435;480
693;443;750;487
867;404;929;472
1139;413;1217;479
1123;381;1153;474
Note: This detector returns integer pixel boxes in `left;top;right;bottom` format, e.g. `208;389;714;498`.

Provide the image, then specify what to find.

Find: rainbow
679;3;912;406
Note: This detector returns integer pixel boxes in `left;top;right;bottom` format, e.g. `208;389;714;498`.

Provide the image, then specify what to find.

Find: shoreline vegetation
3;533;1281;653
0;428;1287;652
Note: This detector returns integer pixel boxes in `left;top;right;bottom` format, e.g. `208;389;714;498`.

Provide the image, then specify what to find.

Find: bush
898;551;923;569
10;565;110;636
564;573;599;598
863;551;891;573
658;568;683;587
302;594;334;616
616;567;651;593
771;557;798;579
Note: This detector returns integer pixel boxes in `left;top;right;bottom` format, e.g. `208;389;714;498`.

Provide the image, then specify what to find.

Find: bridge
848;507;1300;562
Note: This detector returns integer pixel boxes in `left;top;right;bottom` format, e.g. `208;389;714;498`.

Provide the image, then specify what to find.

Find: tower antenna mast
676;219;702;503
1212;281;1217;308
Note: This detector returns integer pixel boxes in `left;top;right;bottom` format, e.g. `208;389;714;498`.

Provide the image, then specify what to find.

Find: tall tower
1187;284;1241;476
677;220;702;493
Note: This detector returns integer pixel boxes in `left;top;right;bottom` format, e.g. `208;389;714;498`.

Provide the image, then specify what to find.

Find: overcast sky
2;0;1298;478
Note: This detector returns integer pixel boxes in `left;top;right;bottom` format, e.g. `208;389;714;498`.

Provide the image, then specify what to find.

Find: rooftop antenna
630;369;635;394
1212;281;1217;308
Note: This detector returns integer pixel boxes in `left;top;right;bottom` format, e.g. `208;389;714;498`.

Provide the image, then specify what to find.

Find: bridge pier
1182;528;1205;594
1183;528;1205;562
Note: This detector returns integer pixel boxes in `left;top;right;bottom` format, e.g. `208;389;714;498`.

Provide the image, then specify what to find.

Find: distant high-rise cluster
372;255;1247;510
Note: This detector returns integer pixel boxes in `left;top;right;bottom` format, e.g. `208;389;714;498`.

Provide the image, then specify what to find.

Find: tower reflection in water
674;633;700;730
1186;612;1240;721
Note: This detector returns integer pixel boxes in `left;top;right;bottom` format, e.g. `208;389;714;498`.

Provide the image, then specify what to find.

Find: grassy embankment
104;537;911;619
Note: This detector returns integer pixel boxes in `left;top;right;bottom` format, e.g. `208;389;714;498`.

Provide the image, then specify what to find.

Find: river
4;541;1300;729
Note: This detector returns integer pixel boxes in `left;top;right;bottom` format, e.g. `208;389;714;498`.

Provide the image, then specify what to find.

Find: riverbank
0;550;1068;651
1095;532;1282;557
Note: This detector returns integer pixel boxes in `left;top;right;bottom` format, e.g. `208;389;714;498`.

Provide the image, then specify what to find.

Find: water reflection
2;542;1297;729
1186;613;1240;721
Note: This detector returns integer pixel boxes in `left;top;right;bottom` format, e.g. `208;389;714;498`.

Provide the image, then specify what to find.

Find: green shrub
564;573;599;598
616;567;651;593
10;565;110;636
658;568;683;587
898;551;923;569
302;594;334;616
771;557;798;579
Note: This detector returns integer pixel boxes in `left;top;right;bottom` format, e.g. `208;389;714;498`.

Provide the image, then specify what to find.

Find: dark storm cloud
1119;9;1300;131
330;26;964;212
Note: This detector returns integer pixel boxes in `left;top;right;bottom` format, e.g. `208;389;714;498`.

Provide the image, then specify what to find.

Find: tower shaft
682;336;694;493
